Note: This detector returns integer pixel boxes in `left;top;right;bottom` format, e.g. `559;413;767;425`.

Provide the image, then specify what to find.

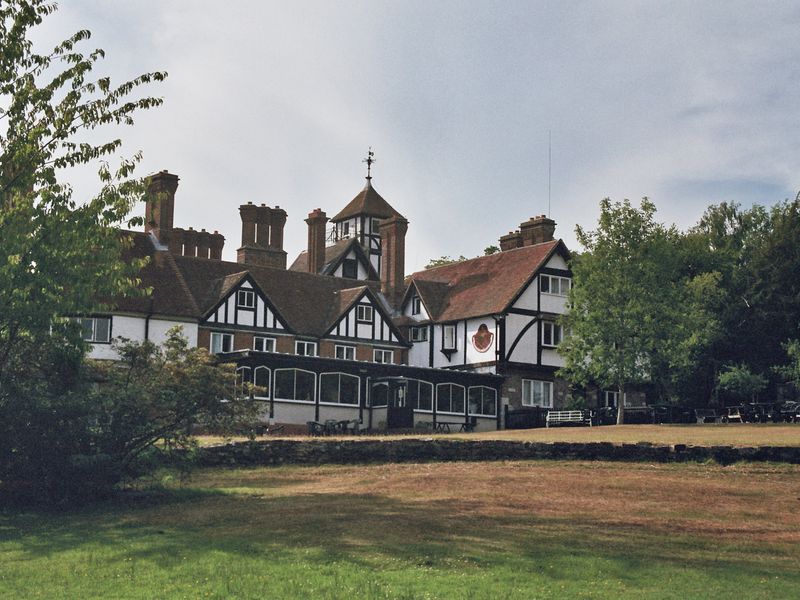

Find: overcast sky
35;1;800;272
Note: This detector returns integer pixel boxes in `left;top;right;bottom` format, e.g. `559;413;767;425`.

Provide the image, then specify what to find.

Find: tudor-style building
85;158;586;430
399;216;573;411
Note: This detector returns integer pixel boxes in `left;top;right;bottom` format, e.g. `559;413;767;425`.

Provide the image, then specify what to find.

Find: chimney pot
144;170;179;242
305;208;329;274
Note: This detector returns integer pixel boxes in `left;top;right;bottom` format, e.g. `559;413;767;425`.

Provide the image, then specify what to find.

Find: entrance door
386;381;413;429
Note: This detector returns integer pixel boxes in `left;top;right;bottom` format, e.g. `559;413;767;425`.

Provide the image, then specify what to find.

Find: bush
0;329;257;505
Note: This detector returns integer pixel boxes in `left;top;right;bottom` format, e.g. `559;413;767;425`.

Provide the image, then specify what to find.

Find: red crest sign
471;323;494;353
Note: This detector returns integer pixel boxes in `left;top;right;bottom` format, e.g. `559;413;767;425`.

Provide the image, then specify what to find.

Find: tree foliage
0;0;166;382
717;364;768;404
558;198;716;423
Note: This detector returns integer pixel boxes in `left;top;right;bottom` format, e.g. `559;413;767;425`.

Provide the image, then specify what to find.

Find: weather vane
363;147;376;180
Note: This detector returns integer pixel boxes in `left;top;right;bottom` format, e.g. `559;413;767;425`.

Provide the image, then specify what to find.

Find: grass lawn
2;460;800;599
197;423;800;448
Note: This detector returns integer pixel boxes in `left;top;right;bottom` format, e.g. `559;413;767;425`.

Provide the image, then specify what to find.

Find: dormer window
357;305;373;323
237;289;255;308
411;296;421;315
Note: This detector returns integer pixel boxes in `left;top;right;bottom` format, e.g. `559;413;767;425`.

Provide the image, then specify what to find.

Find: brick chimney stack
256;204;272;247
209;231;225;260
519;215;556;246
501;216;556;251
237;203;288;269
145;170;179;242
305;208;329;274
183;227;198;257
239;202;258;247
269;206;287;252
499;230;523;251
379;215;408;306
196;229;211;259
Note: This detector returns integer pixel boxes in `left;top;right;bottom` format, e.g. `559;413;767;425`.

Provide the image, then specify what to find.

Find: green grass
2;461;800;599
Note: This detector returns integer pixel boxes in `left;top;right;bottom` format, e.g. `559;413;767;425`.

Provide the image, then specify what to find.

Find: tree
0;329;254;503
774;340;800;389
559;198;715;423
682;200;800;400
0;0;166;383
717;364;767;404
425;255;468;269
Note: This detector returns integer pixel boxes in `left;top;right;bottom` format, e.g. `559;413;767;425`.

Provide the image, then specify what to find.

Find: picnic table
434;421;474;433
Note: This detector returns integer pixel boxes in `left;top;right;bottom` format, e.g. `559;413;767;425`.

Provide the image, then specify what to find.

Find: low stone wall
196;439;800;467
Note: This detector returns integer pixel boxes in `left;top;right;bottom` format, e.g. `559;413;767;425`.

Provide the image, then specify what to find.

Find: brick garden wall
196;439;800;467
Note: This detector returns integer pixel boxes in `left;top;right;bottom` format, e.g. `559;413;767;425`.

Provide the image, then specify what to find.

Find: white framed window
274;368;316;402
253;366;271;398
469;386;498;416
356;305;373;323
410;326;428;342
436;383;466;414
210;332;233;354
442;324;457;350
541;322;563;347
411;296;421;315
406;379;433;411
335;345;356;360
540;275;571;296
295;341;317;356
320;372;360;405
603;390;629;407
237;289;255;308
78;317;111;343
253;336;275;352
373;348;393;364
522;379;553;408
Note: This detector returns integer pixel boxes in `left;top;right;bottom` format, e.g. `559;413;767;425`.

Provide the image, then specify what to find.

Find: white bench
546;410;592;428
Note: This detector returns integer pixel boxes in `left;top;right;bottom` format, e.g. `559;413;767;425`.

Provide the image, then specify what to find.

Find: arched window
253;366;271;398
436;383;465;414
468;386;497;416
320;373;360;405
405;379;433;412
235;366;251;398
274;369;316;402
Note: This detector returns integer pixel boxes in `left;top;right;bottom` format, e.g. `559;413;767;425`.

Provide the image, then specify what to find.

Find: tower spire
363;147;376;181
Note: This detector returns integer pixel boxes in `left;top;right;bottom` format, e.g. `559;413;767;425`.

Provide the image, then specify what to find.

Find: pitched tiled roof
170;254;383;337
112;231;199;319
111;231;390;338
288;237;379;280
331;179;403;222
407;240;567;322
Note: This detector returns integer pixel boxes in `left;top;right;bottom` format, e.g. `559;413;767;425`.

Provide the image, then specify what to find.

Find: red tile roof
407;241;568;321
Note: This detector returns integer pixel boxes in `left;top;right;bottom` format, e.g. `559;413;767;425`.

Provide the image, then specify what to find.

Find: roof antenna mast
548;130;552;218
363;147;376;181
